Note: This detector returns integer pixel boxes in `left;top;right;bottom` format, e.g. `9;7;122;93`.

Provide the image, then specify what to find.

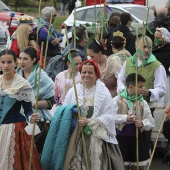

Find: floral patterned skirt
0;122;43;170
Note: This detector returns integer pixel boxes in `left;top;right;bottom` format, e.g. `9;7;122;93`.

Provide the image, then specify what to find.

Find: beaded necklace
3;72;15;85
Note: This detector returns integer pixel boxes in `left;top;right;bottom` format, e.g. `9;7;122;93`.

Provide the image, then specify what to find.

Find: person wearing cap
113;12;136;55
37;6;63;65
41;60;125;170
17;47;54;154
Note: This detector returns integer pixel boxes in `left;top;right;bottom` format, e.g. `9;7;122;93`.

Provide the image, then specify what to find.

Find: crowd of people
1;1;170;170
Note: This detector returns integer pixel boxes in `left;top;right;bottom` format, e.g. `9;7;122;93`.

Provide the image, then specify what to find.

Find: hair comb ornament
113;31;125;39
113;31;126;44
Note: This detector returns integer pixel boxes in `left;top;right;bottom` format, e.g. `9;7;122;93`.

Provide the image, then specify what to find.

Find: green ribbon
73;22;79;40
32;64;41;89
47;28;53;41
47;27;58;41
133;35;155;67
84;125;92;136
68;54;76;68
37;17;46;26
73;22;76;27
119;88;143;108
36;18;57;41
131;53;157;68
143;35;152;51
144;23;153;35
97;11;102;20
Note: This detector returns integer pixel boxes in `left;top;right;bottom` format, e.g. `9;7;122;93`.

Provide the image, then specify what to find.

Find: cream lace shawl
0;74;35;104
100;48;131;80
63;79;118;144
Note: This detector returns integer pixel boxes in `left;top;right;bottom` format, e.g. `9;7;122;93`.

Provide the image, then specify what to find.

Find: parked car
77;0;141;7
0;1;36;35
60;4;154;51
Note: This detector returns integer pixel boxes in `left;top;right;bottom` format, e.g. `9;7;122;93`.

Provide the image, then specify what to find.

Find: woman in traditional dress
17;47;54;154
54;50;82;105
41;60;125;170
110;31;131;64
0;49;42;169
87;33;130;97
64;60;124;170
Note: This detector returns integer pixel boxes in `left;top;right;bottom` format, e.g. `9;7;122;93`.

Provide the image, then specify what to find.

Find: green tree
2;0;28;11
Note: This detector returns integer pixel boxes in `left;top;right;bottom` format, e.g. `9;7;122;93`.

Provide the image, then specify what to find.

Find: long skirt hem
0;122;42;170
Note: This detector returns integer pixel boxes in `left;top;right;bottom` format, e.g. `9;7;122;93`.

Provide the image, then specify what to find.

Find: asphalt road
150;155;170;170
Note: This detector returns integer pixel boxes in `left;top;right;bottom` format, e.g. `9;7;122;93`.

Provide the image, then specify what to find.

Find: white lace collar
0;74;35;104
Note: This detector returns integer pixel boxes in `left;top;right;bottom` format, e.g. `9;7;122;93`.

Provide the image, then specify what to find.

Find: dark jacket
103;25;117;56
147;19;170;41
114;24;136;55
152;43;170;76
163;119;170;140
63;42;87;62
37;19;63;57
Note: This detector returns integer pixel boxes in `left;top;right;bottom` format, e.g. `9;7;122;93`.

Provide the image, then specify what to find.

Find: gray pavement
150;156;170;170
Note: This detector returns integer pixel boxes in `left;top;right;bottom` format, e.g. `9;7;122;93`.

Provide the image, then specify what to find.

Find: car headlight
10;20;20;26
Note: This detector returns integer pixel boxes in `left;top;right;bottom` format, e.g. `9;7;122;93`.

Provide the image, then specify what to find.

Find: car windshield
0;1;10;11
124;7;155;23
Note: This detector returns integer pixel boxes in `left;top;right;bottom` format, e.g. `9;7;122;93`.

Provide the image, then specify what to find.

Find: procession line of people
1;2;170;169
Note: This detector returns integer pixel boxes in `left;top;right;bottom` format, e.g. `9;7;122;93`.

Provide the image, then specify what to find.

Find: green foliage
2;0;29;11
53;17;66;32
11;7;39;13
2;0;61;11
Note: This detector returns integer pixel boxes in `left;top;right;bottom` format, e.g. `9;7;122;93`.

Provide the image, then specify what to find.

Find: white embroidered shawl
0;73;35;104
63;79;118;144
